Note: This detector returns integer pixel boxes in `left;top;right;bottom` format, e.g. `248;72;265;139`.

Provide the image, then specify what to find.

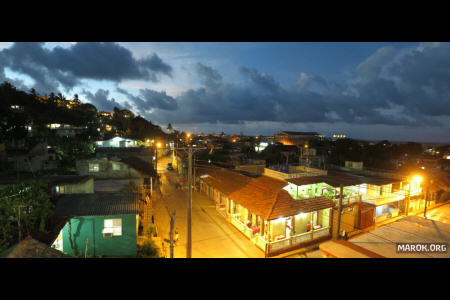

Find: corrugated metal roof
54;193;139;217
287;176;325;186
43;175;94;186
121;156;157;177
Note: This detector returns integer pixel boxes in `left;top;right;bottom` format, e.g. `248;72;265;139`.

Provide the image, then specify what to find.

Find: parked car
166;163;174;170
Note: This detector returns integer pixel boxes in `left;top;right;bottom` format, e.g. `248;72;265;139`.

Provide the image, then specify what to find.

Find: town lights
157;143;161;148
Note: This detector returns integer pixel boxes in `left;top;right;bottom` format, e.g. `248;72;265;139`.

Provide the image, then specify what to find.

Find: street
422;203;450;224
152;154;265;258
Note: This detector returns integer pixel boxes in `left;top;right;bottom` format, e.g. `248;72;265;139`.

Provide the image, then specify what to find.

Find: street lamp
154;142;162;174
405;174;424;217
412;175;422;184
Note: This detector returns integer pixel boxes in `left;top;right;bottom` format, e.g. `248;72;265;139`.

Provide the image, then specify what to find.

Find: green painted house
53;193;140;257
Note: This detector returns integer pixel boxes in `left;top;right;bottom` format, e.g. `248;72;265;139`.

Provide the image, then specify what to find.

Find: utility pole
336;184;343;239
155;143;206;258
164;210;176;258
169;210;176;258
405;184;411;216
187;147;193;258
424;179;431;218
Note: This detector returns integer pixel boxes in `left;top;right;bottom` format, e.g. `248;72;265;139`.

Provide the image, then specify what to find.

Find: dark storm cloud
116;86;178;113
0;42;80;93
196;63;222;88
143;45;450;128
2;42;450;131
0;42;172;94
81;89;132;112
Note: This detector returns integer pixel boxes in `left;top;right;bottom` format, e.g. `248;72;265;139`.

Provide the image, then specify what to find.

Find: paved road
422;203;450;224
152;155;265;258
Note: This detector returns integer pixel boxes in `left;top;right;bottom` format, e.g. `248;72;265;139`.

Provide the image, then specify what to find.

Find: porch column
310;212;314;240
226;197;229;216
260;219;265;236
291;216;295;235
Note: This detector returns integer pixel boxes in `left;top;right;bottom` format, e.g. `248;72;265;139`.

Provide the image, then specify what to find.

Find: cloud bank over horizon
1;42;450;142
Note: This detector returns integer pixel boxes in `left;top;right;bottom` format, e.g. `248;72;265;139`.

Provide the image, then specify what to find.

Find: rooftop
198;166;334;220
121;156;157;177
54;193;139;217
348;216;450;258
0;236;71;258
0;174;93;187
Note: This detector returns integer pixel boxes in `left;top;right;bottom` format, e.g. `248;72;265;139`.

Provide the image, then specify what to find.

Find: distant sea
367;140;450;146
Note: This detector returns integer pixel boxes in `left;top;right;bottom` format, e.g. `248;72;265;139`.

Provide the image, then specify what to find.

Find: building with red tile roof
198;166;334;257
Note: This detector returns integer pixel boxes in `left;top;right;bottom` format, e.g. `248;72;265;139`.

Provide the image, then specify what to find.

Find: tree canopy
0;180;54;253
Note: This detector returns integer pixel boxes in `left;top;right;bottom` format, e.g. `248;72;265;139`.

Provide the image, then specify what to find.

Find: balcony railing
363;190;422;206
268;227;330;253
264;167;326;180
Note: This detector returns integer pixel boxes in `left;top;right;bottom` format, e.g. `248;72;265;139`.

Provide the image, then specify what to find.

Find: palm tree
29;88;37;98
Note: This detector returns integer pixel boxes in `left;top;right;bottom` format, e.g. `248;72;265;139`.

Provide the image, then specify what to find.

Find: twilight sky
1;42;449;143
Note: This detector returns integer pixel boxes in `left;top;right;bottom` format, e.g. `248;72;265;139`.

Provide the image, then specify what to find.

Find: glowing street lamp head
157;143;162;148
187;133;191;138
412;175;423;184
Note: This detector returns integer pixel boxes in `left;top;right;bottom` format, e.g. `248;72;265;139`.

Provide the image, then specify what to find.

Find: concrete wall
95;148;153;162
54;178;94;195
235;164;265;175
76;158;143;179
61;214;138;257
332;203;360;237
8;142;50;172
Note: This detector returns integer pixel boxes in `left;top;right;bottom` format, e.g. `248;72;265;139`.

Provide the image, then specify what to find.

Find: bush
138;239;160;258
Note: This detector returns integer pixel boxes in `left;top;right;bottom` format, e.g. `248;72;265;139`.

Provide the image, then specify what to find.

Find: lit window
56;186;65;193
112;163;121;171
103;219;122;236
89;163;99;172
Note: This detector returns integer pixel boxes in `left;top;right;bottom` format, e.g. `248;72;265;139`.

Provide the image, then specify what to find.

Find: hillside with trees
0;81;169;146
